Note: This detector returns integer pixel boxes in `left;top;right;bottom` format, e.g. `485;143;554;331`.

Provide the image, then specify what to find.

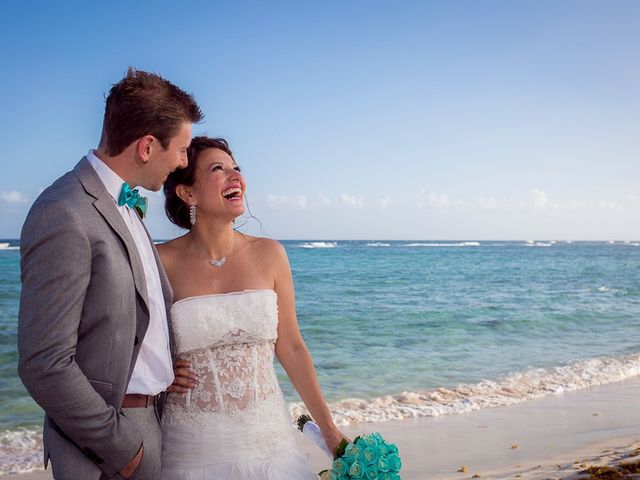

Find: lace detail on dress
164;290;283;426
161;290;317;479
171;290;278;354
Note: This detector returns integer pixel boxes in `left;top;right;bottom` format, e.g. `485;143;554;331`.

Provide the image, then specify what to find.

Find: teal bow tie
118;183;147;219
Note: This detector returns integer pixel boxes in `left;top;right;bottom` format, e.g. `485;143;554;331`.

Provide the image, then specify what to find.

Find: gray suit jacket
18;158;173;479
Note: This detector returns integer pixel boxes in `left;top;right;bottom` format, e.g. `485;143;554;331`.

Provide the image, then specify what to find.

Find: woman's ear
176;184;194;205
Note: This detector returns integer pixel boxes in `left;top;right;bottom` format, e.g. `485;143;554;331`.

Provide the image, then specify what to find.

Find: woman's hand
322;427;350;457
166;358;198;394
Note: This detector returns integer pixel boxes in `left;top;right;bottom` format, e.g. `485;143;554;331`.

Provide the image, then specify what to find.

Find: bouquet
296;415;402;479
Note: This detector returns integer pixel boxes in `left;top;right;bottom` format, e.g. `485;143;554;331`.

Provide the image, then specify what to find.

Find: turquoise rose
332;458;348;477
343;443;362;462
379;443;390;456
348;460;365;479
386;453;402;472
360;446;379;465
363;464;379;479
387;443;399;455
377;456;390;472
328;470;339;480
359;435;378;449
379;473;394;480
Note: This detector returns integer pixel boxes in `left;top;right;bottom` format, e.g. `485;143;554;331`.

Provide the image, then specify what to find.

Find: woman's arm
270;241;346;454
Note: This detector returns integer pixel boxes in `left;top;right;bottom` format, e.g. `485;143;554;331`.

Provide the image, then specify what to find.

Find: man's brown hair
99;67;203;156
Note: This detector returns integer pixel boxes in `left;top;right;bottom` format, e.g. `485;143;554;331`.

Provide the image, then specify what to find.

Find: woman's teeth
222;187;242;199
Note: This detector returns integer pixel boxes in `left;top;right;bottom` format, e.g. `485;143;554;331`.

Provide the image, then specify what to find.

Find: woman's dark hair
164;136;234;230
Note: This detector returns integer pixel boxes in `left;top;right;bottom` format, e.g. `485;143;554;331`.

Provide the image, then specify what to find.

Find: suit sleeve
18;199;142;477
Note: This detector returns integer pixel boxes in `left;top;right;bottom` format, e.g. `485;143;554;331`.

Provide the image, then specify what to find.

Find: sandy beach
4;375;639;479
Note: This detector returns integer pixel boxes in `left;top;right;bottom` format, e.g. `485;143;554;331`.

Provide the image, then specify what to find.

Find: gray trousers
101;405;162;480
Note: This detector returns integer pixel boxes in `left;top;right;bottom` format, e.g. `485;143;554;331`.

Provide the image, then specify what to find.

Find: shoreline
305;375;640;479
4;375;640;479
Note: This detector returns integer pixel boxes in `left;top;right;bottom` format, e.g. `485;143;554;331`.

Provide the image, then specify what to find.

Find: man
18;68;203;479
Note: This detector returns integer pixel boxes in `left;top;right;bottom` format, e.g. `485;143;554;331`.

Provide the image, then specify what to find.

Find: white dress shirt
87;150;174;395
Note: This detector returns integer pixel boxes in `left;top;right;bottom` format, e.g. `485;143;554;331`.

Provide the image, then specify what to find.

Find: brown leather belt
121;394;156;408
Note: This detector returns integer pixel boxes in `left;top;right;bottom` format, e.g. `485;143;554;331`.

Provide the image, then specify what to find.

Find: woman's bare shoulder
239;234;287;262
156;235;189;262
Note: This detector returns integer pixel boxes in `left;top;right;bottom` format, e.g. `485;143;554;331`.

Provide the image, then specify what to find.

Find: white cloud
567;199;625;211
415;189;450;209
530;188;555;211
294;195;308;209
598;200;623;211
453;198;470;209
569;200;588;210
316;192;332;207
379;196;391;211
341;193;364;208
474;196;498;211
266;194;308;210
428;192;450;208
1;190;28;205
267;194;288;208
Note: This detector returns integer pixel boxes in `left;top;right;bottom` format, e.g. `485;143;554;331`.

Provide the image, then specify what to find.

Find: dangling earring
189;203;197;226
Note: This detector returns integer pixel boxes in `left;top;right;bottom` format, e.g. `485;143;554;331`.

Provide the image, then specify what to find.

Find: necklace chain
199;232;235;268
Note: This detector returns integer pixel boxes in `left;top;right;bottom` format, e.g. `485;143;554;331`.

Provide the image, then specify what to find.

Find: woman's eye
234;166;242;172
212;165;223;171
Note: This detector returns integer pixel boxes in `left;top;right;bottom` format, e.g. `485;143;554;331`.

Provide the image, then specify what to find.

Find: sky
0;0;638;240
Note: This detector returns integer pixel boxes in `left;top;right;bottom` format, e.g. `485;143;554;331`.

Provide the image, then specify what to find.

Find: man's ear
135;135;155;164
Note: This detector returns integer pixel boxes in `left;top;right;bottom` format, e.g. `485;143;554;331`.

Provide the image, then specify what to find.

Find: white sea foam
299;242;338;249
5;354;640;472
366;242;390;247
525;242;553;247
0;243;17;250
402;242;481;247
0;428;43;474
290;353;640;426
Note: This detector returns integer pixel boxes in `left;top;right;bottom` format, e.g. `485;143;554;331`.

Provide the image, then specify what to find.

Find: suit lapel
73;158;150;313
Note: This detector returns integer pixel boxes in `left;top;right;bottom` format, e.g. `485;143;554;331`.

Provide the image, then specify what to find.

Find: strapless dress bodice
161;290;318;479
170;289;278;353
164;290;282;425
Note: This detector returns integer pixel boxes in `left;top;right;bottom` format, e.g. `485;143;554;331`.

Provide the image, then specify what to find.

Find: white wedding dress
161;289;317;480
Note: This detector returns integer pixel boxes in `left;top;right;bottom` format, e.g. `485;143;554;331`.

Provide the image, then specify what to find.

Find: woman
159;136;344;479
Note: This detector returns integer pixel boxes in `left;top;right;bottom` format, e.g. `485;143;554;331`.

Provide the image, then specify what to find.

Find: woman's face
190;147;246;220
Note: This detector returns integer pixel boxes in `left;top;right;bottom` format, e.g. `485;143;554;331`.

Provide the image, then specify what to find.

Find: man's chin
144;180;164;192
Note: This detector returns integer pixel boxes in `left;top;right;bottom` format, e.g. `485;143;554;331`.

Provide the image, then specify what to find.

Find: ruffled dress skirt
161;396;317;480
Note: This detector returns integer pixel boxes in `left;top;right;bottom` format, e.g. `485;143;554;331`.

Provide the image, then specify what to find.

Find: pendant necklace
203;232;235;268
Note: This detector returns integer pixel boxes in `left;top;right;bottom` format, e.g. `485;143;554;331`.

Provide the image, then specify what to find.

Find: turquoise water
282;241;640;402
1;239;640;471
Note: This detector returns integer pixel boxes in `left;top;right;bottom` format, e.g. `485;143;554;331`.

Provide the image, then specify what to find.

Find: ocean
1;239;639;472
